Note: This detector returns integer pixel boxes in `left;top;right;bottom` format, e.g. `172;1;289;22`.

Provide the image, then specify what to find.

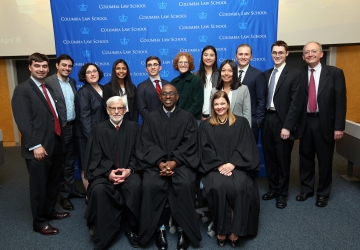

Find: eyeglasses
86;69;98;75
271;51;285;56
108;106;126;111
146;63;160;68
178;61;189;65
303;50;319;55
160;91;177;97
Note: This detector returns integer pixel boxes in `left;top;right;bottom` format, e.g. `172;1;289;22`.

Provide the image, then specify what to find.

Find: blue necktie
266;68;278;110
167;112;171;118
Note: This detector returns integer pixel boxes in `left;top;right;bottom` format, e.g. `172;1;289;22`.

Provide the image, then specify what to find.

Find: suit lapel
242;65;253;84
274;65;287;95
147;78;158;96
230;89;239;111
52;75;66;103
29;79;52;114
86;83;106;107
317;65;329;97
70;78;77;94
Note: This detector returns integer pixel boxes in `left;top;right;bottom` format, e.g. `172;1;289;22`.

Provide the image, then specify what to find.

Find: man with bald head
137;84;201;250
296;41;346;207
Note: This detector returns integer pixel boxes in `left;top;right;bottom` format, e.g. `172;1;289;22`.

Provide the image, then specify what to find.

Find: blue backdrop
50;0;278;88
50;0;279;178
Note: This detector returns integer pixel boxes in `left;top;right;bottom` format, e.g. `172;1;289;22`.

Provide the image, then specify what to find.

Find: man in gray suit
45;54;85;211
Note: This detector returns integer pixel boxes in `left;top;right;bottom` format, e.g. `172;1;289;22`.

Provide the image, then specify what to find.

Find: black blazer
102;82;138;122
137;77;170;119
298;64;347;143
74;83;107;139
264;65;301;140
242;65;267;127
11;78;65;159
45;74;77;127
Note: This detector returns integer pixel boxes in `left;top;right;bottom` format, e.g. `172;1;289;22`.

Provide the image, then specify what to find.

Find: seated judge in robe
199;91;260;248
136;84;201;250
84;96;142;250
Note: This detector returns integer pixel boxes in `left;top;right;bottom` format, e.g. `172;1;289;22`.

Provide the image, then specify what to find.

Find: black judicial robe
199;116;260;237
84;119;141;250
136;106;202;246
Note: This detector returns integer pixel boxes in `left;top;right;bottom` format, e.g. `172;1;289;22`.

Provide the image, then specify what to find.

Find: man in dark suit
45;54;85;211
235;44;267;142
137;56;170;119
296;41;346;207
11;53;70;235
262;41;302;209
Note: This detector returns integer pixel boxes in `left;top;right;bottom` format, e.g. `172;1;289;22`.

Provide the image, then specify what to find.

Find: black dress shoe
125;228;140;248
60;198;74;211
156;230;168;250
49;212;70;220
177;231;189;250
316;196;329;207
262;190;277;200
276;195;287;209
296;192;314;201
217;238;226;247
230;238;239;248
70;191;86;199
34;224;59;235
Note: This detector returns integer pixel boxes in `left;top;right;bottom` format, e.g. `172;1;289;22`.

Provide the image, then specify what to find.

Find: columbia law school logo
82;50;91;57
120;37;129;45
160;70;169;78
198;12;208;19
78;4;88;11
119;15;128;22
198;35;208;42
238;22;248;29
158;1;167;9
159;25;168;32
159;48;169;55
81;27;89;34
239;0;249;6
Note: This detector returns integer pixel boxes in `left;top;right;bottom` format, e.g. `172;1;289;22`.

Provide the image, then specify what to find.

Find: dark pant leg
59;124;76;198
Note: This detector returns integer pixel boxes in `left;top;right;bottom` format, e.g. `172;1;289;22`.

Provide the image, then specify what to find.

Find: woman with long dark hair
193;45;219;121
211;59;251;126
103;59;138;121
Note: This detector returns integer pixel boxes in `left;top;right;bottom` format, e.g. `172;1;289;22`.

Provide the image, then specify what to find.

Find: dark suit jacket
241;65;267;127
11;78;64;159
137;78;170;119
264;65;301;140
103;82;138;122
298;64;347;143
45;74;76;127
74;83;107;139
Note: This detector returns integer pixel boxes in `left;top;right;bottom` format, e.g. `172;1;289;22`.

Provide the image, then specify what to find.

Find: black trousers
262;111;294;196
299;116;335;197
58;123;76;198
26;135;62;230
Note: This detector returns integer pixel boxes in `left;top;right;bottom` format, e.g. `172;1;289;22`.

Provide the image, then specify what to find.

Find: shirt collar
163;105;176;114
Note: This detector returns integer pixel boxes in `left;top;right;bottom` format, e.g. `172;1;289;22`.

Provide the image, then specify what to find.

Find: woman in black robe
199;91;260;248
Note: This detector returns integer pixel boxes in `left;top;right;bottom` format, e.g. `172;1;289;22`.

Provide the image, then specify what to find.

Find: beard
110;114;124;124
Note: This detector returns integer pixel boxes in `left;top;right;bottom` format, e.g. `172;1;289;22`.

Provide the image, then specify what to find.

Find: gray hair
106;96;128;108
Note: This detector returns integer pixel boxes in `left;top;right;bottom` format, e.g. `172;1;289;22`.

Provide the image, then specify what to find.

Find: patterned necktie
308;69;317;112
41;84;61;136
167;111;171;118
154;80;161;98
266;68;278;110
238;70;244;83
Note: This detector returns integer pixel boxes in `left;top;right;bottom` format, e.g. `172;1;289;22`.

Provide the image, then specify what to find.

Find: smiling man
261;41;302;209
45;54;85;211
137;84;201;250
137;56;170;119
235;44;266;142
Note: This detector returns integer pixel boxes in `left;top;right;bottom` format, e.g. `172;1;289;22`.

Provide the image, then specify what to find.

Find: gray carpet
1;141;360;250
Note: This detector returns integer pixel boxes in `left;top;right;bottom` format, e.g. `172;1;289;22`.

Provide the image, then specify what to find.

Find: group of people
11;40;346;250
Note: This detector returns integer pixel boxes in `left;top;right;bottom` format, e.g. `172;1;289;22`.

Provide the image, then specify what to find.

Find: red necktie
308;69;317;113
154;80;161;98
115;126;119;130
41;84;61;136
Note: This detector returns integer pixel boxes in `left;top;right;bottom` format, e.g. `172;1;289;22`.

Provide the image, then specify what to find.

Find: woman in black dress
199;91;260;247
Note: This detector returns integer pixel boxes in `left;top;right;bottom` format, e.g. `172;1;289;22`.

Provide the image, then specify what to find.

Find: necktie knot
167;111;171;118
115;125;119;130
310;68;315;73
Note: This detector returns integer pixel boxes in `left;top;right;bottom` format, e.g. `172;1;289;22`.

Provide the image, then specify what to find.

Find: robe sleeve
84;127;115;181
198;122;225;174
229;118;260;174
171;115;200;169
